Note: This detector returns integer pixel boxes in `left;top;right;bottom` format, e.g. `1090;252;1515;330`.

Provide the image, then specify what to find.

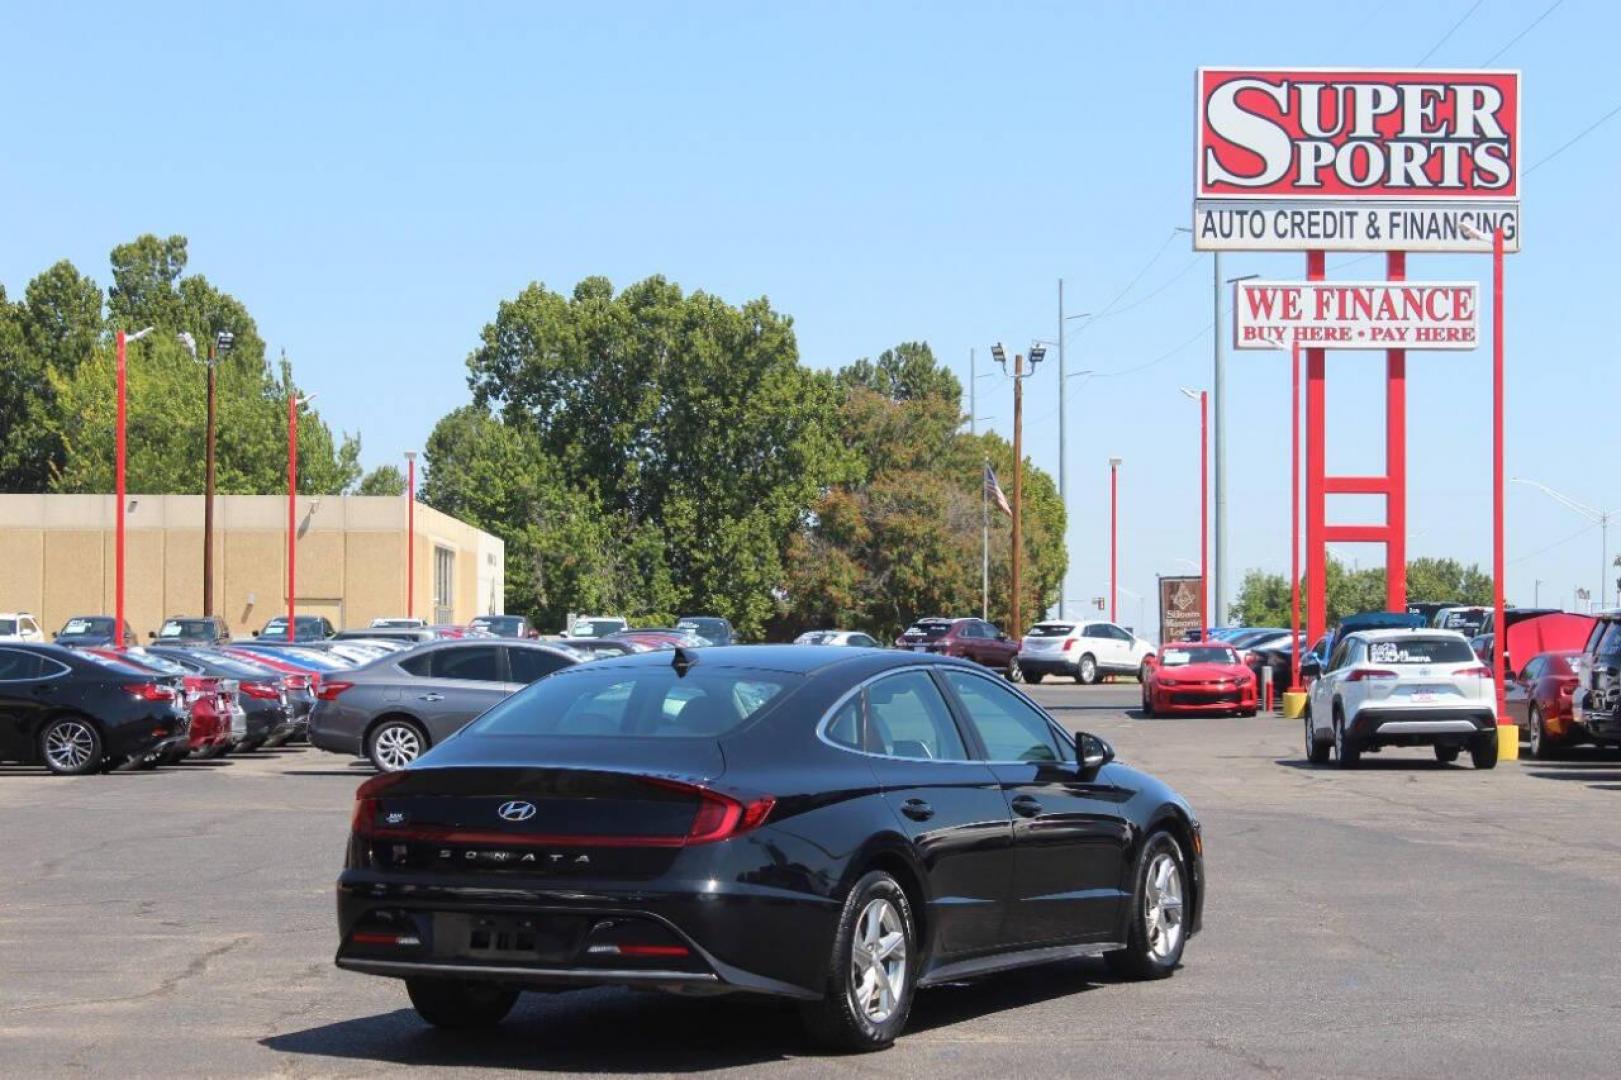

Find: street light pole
1181;387;1209;638
1109;458;1122;623
114;327;154;649
405;451;417;619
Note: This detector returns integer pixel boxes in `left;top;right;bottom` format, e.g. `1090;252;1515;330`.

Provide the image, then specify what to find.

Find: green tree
1229;556;1496;629
356;464;407;497
463;275;849;636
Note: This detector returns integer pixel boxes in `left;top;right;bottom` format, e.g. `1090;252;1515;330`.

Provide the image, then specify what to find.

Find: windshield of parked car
472;616;521;633
1365;638;1477;665
0;619;15;634
60;617;112;636
571;618;625;638
1161;647;1239;666
1026;624;1073;637
470;667;798;738
159;619;214;639
902;622;953;640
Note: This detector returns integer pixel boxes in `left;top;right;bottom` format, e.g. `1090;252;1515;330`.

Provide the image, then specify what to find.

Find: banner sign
1194;68;1520;251
1233;280;1479;350
1158;576;1204;646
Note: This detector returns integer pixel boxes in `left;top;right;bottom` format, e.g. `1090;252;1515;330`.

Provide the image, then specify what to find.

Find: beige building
0;494;504;639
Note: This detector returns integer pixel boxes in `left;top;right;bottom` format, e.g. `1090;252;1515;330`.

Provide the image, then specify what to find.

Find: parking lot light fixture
404;451;417;619
114;326;155;649
1109;458;1123;623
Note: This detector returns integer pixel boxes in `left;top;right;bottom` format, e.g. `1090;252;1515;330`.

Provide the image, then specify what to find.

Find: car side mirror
1077;732;1114;770
146;630;156;639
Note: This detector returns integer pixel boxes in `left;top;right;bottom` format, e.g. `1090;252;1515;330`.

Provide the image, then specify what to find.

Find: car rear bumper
1349;708;1495;743
1017;654;1077;677
334;870;837;1000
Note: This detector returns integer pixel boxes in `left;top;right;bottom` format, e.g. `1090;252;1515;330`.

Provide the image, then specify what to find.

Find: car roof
578;643;971;677
1346;628;1470;643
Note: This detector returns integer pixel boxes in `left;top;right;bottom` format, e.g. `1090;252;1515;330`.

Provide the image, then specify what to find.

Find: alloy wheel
1529;708;1543;756
44;721;96;772
1007;659;1024;683
848;897;907;1024
372;724;423;771
1080;656;1097;683
1143;852;1185;962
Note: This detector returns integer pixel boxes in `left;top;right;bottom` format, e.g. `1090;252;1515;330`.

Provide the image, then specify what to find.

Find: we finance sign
1194;69;1520;252
1234;281;1479;350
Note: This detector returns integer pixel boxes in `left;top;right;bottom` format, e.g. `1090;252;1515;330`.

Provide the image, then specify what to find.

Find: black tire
406;977;519;1029
1304;710;1330;765
1141;686;1156;719
1104;831;1189;980
800;870;917;1053
1470;729;1500;770
368;718;428;773
1138;660;1152;684
1332;708;1361;768
1023;670;1044;685
1433;744;1460;764
1077;654;1099;685
1528;705;1559;760
39;716;102;776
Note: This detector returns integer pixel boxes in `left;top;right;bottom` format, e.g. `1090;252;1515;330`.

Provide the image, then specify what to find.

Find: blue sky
4;1;1616;627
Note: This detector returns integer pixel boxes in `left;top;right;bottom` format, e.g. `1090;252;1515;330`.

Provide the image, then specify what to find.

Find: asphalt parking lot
4;681;1621;1079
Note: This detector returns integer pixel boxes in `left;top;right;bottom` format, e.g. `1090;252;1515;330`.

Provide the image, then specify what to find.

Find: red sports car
1504;649;1583;759
1141;642;1257;717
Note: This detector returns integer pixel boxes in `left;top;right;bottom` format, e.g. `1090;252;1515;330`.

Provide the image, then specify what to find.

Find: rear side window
825;697;864;750
470;668;795;738
433;646;504;682
1366;638;1477;665
507;647;571;683
0;649;44;680
865;671;967;760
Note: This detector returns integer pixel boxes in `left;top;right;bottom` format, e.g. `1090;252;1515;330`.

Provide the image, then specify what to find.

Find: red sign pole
1386;252;1408;612
1109;459;1119;624
287;395;298;644
1290;339;1302;690
1199;389;1209;638
1491;226;1510;743
115;330;128;650
1305;251;1327;645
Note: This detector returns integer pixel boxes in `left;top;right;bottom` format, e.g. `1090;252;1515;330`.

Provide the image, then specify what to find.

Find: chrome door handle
1011;795;1042;818
900;799;934;822
418;693;444;702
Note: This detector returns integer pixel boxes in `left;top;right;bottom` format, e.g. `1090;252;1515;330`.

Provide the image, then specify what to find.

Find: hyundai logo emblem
497;800;537;822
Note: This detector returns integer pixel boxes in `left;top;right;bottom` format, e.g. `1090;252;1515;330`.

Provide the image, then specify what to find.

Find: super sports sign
1194;68;1520;252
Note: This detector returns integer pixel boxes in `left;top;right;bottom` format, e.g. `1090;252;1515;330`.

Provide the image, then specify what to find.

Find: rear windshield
1027;624;1073;637
193;652;279;677
1437;610;1487;633
903;622;953;640
82;654;157;677
159;619;215;638
1161;647;1239;666
571;619;625;638
470;667;798;738
1366;638;1477;665
123;651;189;675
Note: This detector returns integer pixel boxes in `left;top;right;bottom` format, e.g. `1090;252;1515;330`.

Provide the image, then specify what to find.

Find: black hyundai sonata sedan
334;645;1203;1051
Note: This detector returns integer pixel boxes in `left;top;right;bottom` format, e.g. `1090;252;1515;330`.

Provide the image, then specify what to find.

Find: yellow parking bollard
1497;723;1519;761
1281;691;1308;719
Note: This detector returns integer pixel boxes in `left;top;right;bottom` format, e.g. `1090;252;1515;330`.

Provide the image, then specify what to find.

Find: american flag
983;463;1012;517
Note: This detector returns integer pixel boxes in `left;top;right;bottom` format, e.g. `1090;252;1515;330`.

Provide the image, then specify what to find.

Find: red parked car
893;617;1020;677
1504;649;1583;759
1140;642;1258;717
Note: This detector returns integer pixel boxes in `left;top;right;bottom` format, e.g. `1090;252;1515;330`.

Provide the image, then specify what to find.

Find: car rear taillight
1345;668;1399;682
124;682;175;702
317;681;354;702
586;943;690;958
1062;639;1076;652
1453;665;1492;679
240;681;281;700
351;772;410;837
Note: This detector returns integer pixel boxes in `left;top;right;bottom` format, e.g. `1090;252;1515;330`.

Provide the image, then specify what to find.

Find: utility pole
993;343;1045;637
181;329;232;617
1212;250;1227;626
1057;279;1066;621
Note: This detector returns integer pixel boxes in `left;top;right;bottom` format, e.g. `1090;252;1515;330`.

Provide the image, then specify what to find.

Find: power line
1066;228;1180;344
1510;519;1601;565
1416;0;1486;65
1526;100;1621;175
1091;254;1205;322
1482;0;1564;63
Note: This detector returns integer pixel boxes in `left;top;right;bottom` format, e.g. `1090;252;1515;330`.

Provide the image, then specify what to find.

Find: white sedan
1305;628;1498;769
793;630;883;647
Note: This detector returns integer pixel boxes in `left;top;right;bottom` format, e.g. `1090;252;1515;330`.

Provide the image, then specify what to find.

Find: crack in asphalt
0;936;252;1016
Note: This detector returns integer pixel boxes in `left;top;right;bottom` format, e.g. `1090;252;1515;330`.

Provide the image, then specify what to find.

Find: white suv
1305;628;1498;769
0;612;44;643
1017;620;1156;685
